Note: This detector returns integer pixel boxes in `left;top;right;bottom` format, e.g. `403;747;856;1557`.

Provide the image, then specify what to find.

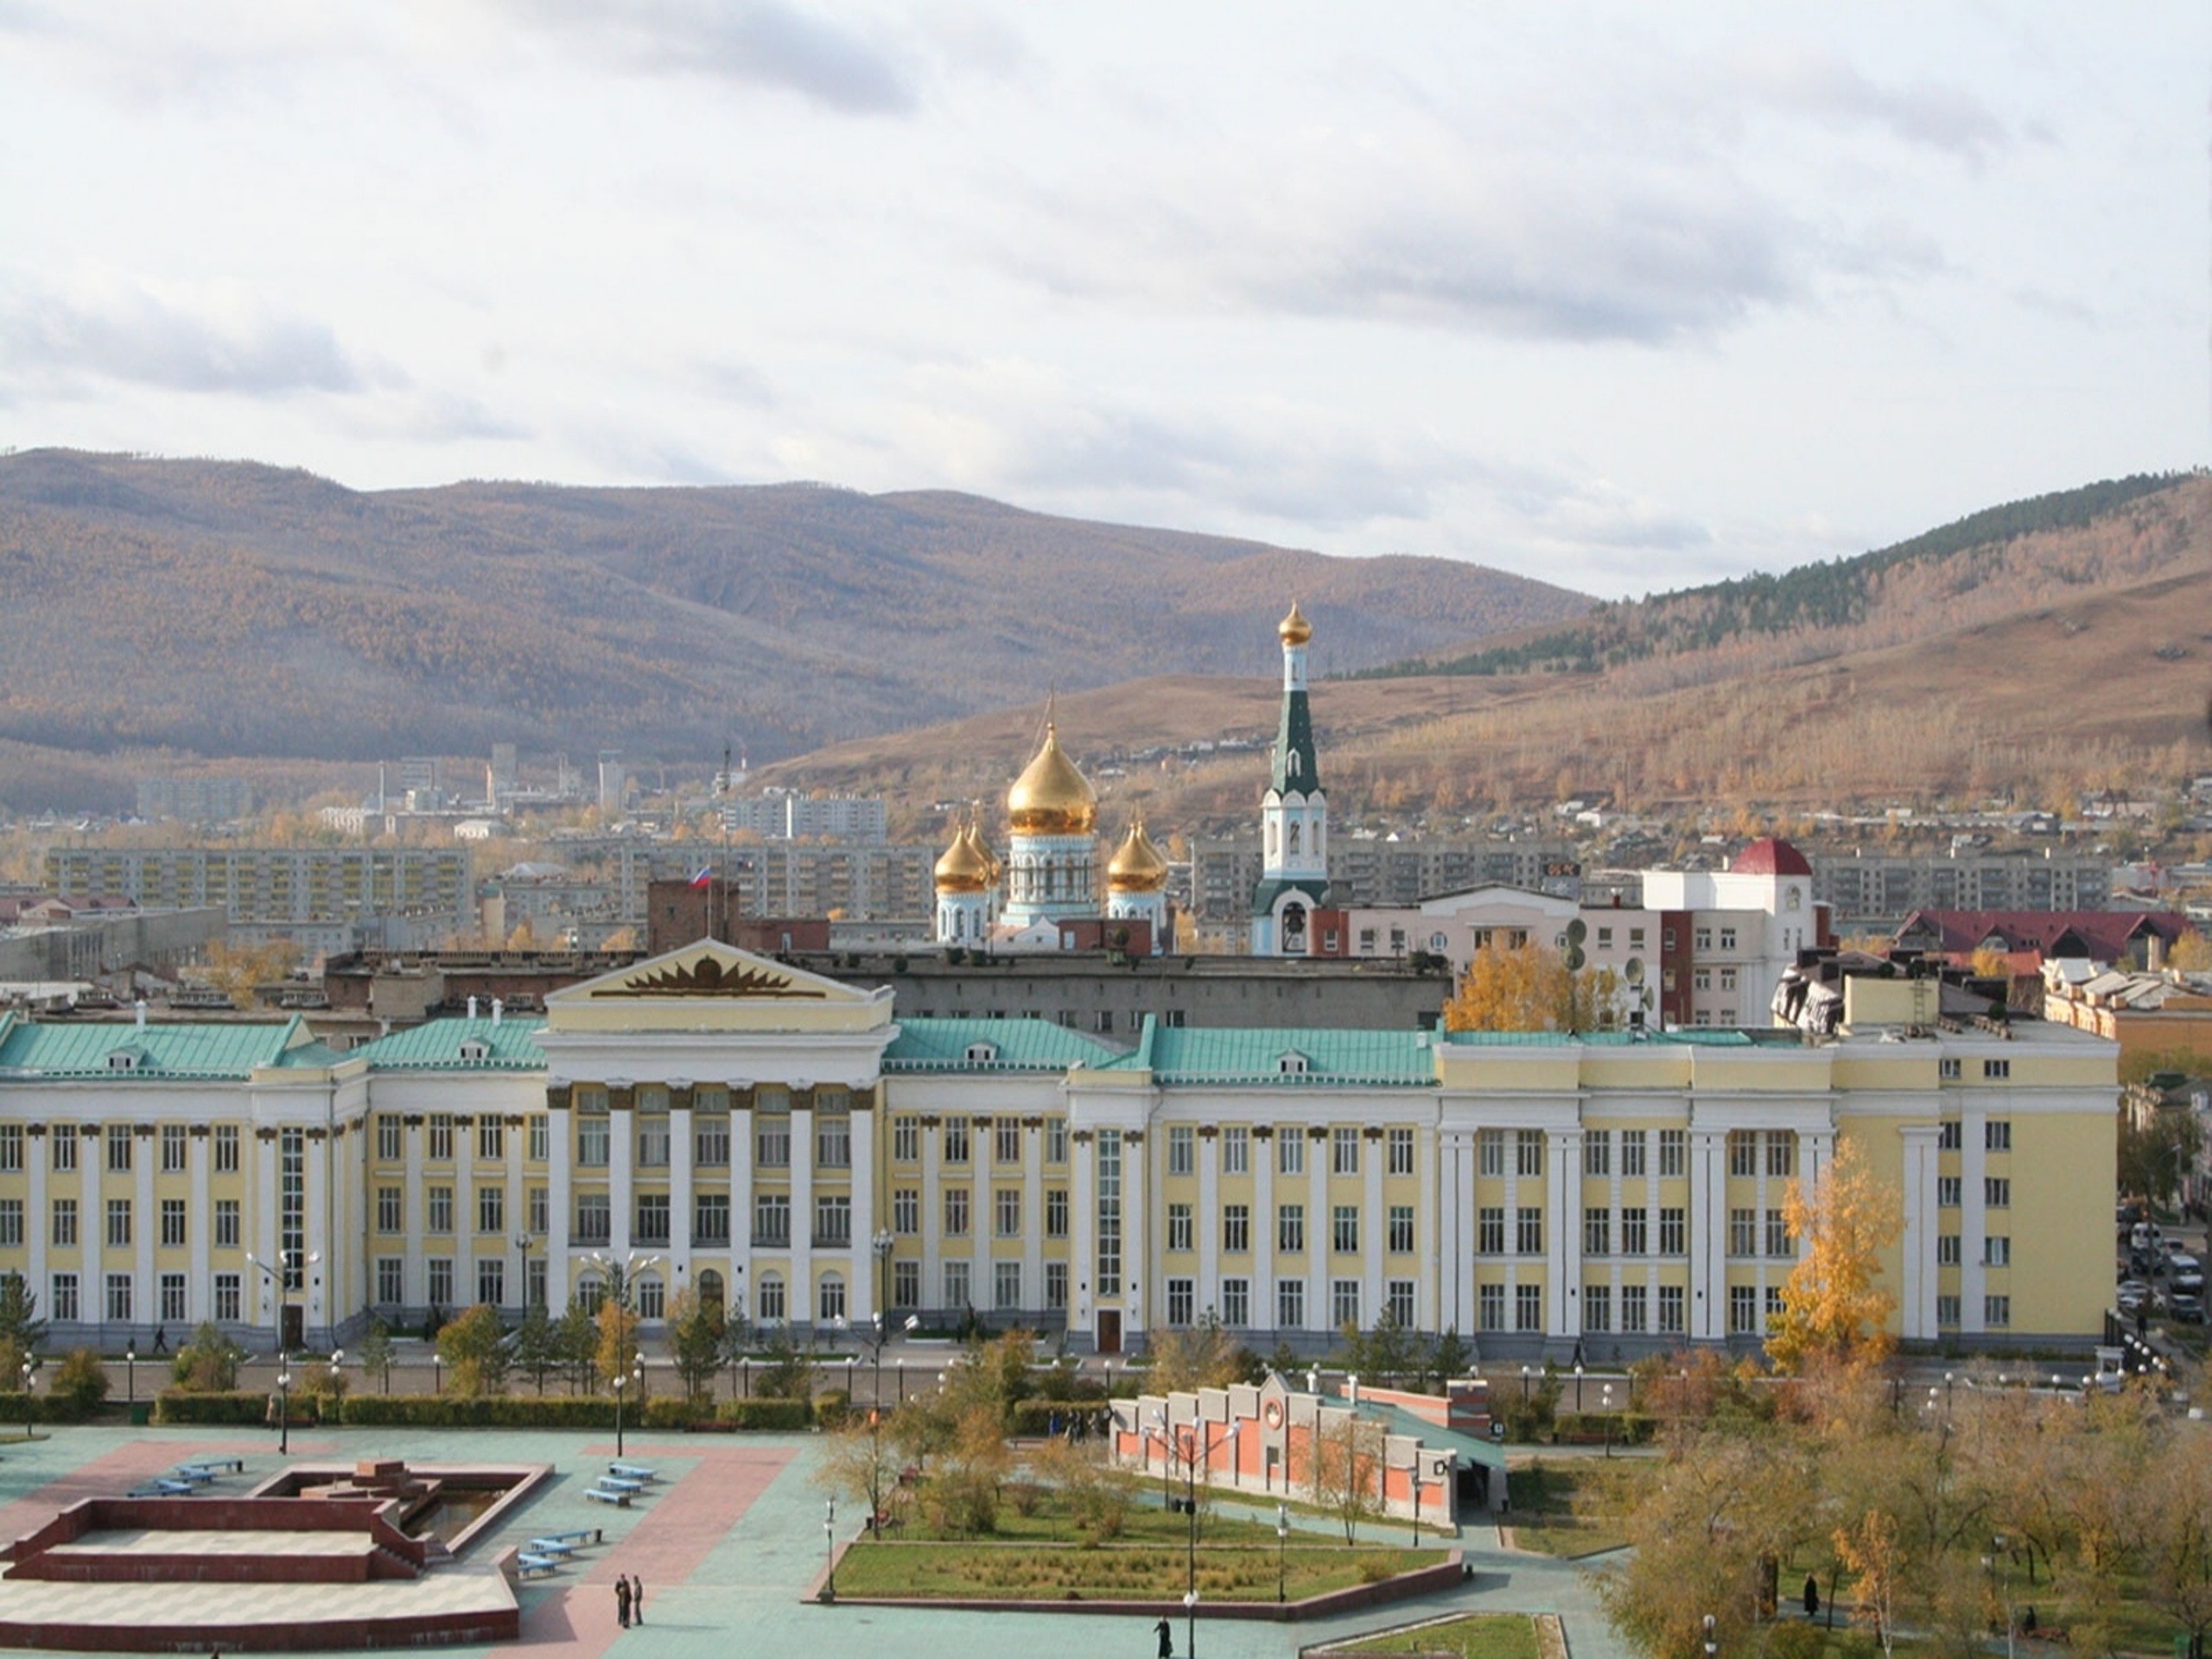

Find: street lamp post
244;1248;321;1355
613;1372;628;1459
871;1228;894;1403
1601;1383;1613;1459
824;1497;837;1601
19;1355;33;1440
330;1348;345;1401
1409;1465;1423;1547
124;1345;135;1408
1573;1362;1584;1413
1177;1419;1237;1659
1276;1502;1288;1604
1704;1612;1717;1659
1520;1364;1531;1402
276;1360;292;1457
514;1233;537;1311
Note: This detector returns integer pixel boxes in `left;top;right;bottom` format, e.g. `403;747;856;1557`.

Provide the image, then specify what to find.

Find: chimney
467;995;480;1020
492;999;504;1027
134;998;146;1031
2150;934;2167;974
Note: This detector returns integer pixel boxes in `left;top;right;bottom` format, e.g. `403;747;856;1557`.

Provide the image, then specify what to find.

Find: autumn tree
1307;1410;1387;1543
1147;1313;1249;1394
1765;1137;1901;1373
813;1410;903;1535
195;938;300;1008
435;1304;511;1397
2170;927;2212;971
1446;939;1619;1033
665;1287;724;1405
594;1296;643;1395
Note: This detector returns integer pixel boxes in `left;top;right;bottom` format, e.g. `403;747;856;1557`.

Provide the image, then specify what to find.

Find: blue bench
535;1527;602;1546
582;1487;628;1507
178;1458;245;1476
525;1538;575;1557
129;1478;195;1497
517;1552;560;1577
608;1463;658;1483
595;1476;644;1494
167;1466;218;1485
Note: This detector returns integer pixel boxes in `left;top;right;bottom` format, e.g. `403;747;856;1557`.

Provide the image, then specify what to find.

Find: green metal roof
353;1016;547;1071
1105;1020;1438;1087
1440;1027;1758;1047
884;1019;1123;1073
0;1016;310;1080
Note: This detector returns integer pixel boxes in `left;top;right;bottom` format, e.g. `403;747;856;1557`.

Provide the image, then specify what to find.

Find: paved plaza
0;1423;1637;1659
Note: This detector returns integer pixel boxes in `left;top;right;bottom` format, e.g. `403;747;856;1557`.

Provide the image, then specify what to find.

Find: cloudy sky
0;3;2203;597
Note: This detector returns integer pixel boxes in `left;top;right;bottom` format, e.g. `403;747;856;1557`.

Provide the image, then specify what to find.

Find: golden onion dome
933;818;993;893
1107;813;1170;893
1007;722;1098;836
969;821;1004;882
1278;600;1313;646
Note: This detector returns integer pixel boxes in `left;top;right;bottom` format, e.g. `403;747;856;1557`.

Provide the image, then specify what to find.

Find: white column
505;1114;526;1310
790;1098;814;1327
403;1117;426;1311
850;1096;878;1316
1197;1128;1220;1318
304;1128;327;1337
1306;1130;1328;1331
668;1096;695;1292
1251;1130;1274;1337
608;1099;634;1262
1070;1130;1096;1344
1547;1128;1581;1338
1898;1124;1942;1341
1362;1130;1385;1325
133;1132;155;1333
1020;1118;1041;1319
78;1131;100;1331
26;1129;48;1311
1961;1109;1987;1334
1434;1129;1466;1337
546;1096;572;1310
968;1122;988;1312
1689;1127;1726;1343
727;1094;753;1321
1123;1130;1148;1338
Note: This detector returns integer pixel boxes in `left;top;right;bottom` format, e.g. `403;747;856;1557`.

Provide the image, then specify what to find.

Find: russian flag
690;866;714;889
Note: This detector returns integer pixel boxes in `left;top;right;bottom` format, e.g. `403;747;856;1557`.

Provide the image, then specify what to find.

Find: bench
516;1553;561;1577
525;1539;576;1557
608;1463;658;1482
594;1476;644;1493
582;1487;629;1508
167;1466;219;1484
535;1527;602;1546
129;1479;196;1497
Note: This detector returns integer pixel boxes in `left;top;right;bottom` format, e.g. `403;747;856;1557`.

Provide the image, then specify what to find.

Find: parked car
2117;1280;2152;1312
2169;1291;2206;1323
2167;1251;2202;1278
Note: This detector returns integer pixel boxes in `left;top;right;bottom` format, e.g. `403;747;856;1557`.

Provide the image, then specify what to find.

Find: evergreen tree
511;1300;559;1395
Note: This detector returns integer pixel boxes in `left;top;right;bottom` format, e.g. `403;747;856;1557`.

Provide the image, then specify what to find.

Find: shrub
170;1322;245;1392
1357;1555;1395;1585
339;1395;614;1428
152;1389;270;1427
716;1397;813;1431
644;1395;716;1429
816;1388;852;1431
50;1349;109;1415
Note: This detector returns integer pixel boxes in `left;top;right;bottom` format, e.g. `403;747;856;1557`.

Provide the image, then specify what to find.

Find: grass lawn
1500;1458;1649;1558
833;1541;1446;1603
1314;1613;1541;1659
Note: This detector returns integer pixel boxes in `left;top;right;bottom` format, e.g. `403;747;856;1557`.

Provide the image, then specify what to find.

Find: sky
0;2;2204;598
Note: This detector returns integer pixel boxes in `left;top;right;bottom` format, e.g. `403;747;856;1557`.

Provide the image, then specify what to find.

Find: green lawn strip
893;1505;1294;1548
1313;1612;1541;1659
1500;1456;1643;1556
835;1541;1446;1602
1500;1518;1628;1559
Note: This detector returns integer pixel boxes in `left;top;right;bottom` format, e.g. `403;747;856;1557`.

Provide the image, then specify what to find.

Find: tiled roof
353;1017;547;1071
1895;908;2187;962
884;1019;1123;1072
0;1016;309;1079
1105;1021;1439;1086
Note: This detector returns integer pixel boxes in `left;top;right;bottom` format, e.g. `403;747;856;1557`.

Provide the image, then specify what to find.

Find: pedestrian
615;1576;631;1629
1803;1573;1819;1618
1154;1614;1173;1658
630;1575;644;1625
153;1326;168;1355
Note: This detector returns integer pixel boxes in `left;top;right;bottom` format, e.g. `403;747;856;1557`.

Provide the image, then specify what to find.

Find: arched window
1287;821;1301;855
818;1272;847;1325
757;1272;786;1324
1267;823;1279;857
697;1268;725;1313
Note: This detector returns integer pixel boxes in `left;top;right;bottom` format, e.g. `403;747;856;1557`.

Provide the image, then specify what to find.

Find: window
696;1114;730;1167
1729;1284;1758;1334
1279;1132;1304;1176
893;1260;920;1308
106;1124;132;1173
695;1193;730;1244
0;1125;21;1174
753;1194;791;1246
471;1257;504;1306
1986;1236;2010;1267
1095;1010;1114;1033
1278;1204;1305;1252
1695;927;1712;951
1937;1233;1961;1267
161;1198;187;1248
995;1262;1022;1313
1659;1130;1684;1177
893;1188;918;1235
1221;1277;1249;1326
1479;1129;1503;1178
1719;927;1737;951
1984;1059;2010;1080
479;1117;505;1160
0;1201;17;1249
106;1198;132;1248
1985;1178;2011;1209
378;1116;402;1160
1278;1280;1306;1329
1729;1133;1756;1177
429;1115;453;1160
1046;1262;1068;1312
1332;1127;1359;1175
893;1116;919;1162
1986;1120;2012;1152
1046;1188;1069;1238
1765;1135;1792;1178
635;1193;671;1245
161;1123;187;1173
427;1185;453;1234
943;1117;969;1163
1516;1130;1543;1177
1720;968;1738;993
52;1131;75;1173
1515;1284;1542;1332
817;1115;851;1169
985;1186;1018;1238
1480;1282;1505;1331
816;1195;851;1246
1389;1205;1414;1253
214;1198;238;1249
943;1260;970;1309
1658;1285;1684;1333
1332;1279;1361;1328
1622;1207;1648;1255
1938;1176;1961;1208
944;1188;969;1237
994;1119;1022;1165
1730;1208;1757;1256
1621;1131;1646;1178
1332;1205;1359;1254
1585;1132;1611;1177
636;1115;671;1168
49;1274;77;1323
1388;1128;1414;1176
426;1258;453;1307
1585;1207;1611;1255
528;1187;548;1234
1766;1209;1790;1257
1984;1294;2011;1328
577;1112;609;1168
1585;1285;1611;1332
1940;1057;1962;1080
1936;1293;1961;1327
1659;1207;1685;1255
529;1116;548;1160
1168;1125;1194;1176
758;1274;786;1324
158;1272;186;1322
477;1185;504;1235
1694;968;1713;994
1224;1205;1250;1254
755;1116;791;1168
1478;1206;1504;1254
1516;1207;1542;1255
574;1193;610;1245
51;1199;75;1249
106;1273;133;1323
1622;1284;1647;1332
1166;1277;1194;1325
1938;1120;1962;1149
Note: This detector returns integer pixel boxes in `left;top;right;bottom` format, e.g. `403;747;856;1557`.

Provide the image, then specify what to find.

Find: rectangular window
1986;1120;2012;1152
994;1188;1021;1238
1720;968;1738;992
1719;927;1737;950
1762;1208;1789;1257
1332;1205;1359;1254
1166;1276;1193;1325
160;1198;187;1248
427;1258;453;1307
577;1111;609;1168
944;1188;969;1237
1279;1131;1304;1176
214;1272;240;1321
1765;1284;1784;1325
1621;1284;1647;1332
378;1116;402;1160
51;1199;75;1249
1213;1125;1247;1175
1659;1129;1684;1178
1621;1131;1646;1178
753;1193;790;1246
478;1258;506;1306
893;1116;919;1162
1384;1279;1415;1328
1938;1121;1962;1150
1278;1204;1306;1253
1480;1282;1505;1331
1168;1125;1194;1176
574;1192;610;1244
1332;1279;1361;1329
1984;1294;2011;1328
986;1118;1017;1165
695;1115;730;1167
1984;1059;2011;1080
1986;1236;2010;1267
1585;1207;1611;1255
107;1198;132;1248
1729;1284;1758;1334
1585;1131;1611;1177
1046;1188;1069;1239
1478;1206;1504;1255
528;1187;548;1235
635;1115;671;1168
52;1131;75;1173
1046;1120;1068;1164
160;1273;186;1322
1516;1129;1543;1178
893;1188;918;1235
1937;1294;1961;1327
1278;1279;1306;1329
427;1185;453;1235
816;1195;851;1247
1585;1285;1611;1333
1729;1133;1756;1178
1388;1127;1414;1176
1621;1207;1648;1255
1940;1057;1962;1081
479;1117;505;1160
1389;1205;1414;1253
0;1201;18;1248
1765;1135;1793;1179
478;1185;505;1235
1516;1206;1543;1255
529;1116;548;1161
214;1198;238;1249
1937;1233;1961;1267
1220;1277;1249;1326
1658;1285;1684;1333
634;1193;671;1245
1332;1127;1359;1175
1938;1176;1961;1208
1695;927;1712;951
995;1261;1023;1313
1046;1262;1068;1312
106;1124;131;1173
694;1194;730;1245
0;1124;18;1173
755;1116;791;1168
893;1260;920;1308
49;1273;78;1323
817;1115;851;1169
106;1273;133;1323
429;1116;453;1160
1515;1284;1542;1332
1659;1207;1685;1255
943;1117;969;1163
161;1123;187;1173
1224;1204;1250;1254
1985;1178;2010;1209
1479;1128;1503;1178
1729;1208;1756;1256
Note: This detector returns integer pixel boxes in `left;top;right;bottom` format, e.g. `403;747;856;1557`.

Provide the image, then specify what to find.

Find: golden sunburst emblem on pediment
594;956;827;1000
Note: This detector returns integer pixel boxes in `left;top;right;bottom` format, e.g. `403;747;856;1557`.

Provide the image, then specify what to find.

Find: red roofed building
1891;908;2190;971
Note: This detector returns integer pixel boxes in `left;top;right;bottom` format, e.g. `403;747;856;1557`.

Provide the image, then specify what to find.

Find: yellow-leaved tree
1444;939;1620;1033
1764;1137;1902;1374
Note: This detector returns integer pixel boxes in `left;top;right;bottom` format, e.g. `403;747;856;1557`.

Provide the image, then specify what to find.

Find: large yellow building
0;940;2117;1357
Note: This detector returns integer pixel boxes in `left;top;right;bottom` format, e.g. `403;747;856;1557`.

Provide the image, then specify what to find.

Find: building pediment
544;941;893;1036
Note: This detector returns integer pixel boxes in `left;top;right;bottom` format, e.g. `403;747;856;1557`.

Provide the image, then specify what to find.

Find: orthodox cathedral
933;602;1325;955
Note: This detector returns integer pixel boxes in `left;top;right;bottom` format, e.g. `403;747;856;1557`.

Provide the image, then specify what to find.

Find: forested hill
1359;473;2196;680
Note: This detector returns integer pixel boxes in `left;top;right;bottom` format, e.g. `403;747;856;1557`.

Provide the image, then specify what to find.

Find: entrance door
1096;1310;1122;1355
282;1303;305;1352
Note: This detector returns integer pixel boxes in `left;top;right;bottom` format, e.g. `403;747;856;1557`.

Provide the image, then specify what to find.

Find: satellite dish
1624;957;1645;986
1640;987;1656;1010
1565;918;1586;944
1564;946;1586;971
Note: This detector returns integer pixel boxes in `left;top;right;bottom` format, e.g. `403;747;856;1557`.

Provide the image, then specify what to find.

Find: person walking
615;1576;632;1629
1154;1614;1173;1658
629;1575;644;1625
